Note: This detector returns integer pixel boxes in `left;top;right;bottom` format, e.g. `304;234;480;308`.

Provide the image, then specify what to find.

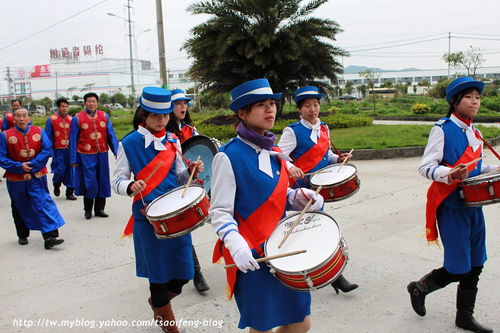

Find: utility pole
156;0;167;88
6;67;13;98
126;0;135;97
447;32;451;79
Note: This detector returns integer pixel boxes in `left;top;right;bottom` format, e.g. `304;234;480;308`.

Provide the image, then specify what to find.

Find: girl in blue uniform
278;86;358;294
407;77;498;333
209;79;323;333
112;87;203;333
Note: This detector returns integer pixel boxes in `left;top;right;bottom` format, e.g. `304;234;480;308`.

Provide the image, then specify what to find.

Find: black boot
84;197;94;219
192;246;210;292
331;274;358;294
455;286;492;333
407;271;442;317
66;187;77;200
53;182;61;197
94;197;108;217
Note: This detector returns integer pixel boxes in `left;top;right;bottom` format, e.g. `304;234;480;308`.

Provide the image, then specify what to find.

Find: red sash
121;141;177;237
292;125;329;173
212;147;289;299
178;125;195;144
425;145;482;242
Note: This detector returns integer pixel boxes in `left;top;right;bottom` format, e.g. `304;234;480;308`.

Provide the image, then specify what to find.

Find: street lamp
107;6;135;97
134;28;152;61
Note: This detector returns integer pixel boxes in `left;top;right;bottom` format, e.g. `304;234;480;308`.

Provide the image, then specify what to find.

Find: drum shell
310;164;361;202
264;211;348;291
459;173;500;207
145;185;210;239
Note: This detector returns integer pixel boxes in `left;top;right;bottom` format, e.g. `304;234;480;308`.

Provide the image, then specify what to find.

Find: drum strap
425;145;482;243
478;135;500;161
121;141;177;237
291;125;330;173
212;148;289;299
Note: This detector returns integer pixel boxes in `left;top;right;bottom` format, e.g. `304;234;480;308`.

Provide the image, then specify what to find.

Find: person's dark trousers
94;197;108;217
84;197;94;219
41;229;59;240
11;202;29;239
53;182;61;197
192;245;210;292
66;187;77;200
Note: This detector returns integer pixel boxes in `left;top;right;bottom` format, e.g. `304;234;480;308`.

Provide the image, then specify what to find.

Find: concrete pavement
1;151;499;333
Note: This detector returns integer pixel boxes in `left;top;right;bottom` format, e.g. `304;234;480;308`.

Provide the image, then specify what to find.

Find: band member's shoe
455;286;493;333
53;186;61;197
85;211;92;220
331;274;358;294
193;271;210;293
18;237;29;245
148;298;179;333
66;188;77;201
94;210;109;218
44;238;64;249
407;272;442;317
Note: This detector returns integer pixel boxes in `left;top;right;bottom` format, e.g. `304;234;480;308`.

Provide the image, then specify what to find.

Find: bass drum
181;135;221;198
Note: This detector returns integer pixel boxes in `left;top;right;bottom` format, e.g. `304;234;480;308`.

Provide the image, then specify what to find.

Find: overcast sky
1;0;499;74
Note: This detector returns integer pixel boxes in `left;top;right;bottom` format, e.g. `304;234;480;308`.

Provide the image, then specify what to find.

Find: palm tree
184;0;347;116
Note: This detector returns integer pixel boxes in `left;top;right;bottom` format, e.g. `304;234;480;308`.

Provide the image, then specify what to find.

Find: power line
348;37;447;53
0;0;110;53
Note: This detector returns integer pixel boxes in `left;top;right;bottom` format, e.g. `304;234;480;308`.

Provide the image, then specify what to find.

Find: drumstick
223;249;307;269
439;156;485;179
130;161;163;197
302;170;331;177
182;155;200;198
337;149;354;173
278;185;323;249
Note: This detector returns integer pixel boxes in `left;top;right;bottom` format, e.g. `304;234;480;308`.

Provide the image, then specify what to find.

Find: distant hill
343;65;422;74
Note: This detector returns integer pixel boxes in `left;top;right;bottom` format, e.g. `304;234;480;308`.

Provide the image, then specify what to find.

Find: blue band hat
294;86;323;104
171;89;192;102
229;78;283;112
446;76;485;104
138;87;175;114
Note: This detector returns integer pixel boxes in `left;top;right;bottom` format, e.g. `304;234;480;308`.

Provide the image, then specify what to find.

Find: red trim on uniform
212;147;289;299
425;145;482;242
291;125;329;173
178;125;195;144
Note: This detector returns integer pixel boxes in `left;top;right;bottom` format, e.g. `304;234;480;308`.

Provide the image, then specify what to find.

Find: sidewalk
0;152;498;333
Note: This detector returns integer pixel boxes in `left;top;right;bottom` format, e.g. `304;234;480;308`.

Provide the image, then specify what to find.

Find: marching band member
45;97;76;200
209;79;323;333
0;108;65;249
112;87;203;333
165;88;210;293
165;89;199;144
2;99;21;131
278;86;358;294
69;92;119;219
408;77;498;333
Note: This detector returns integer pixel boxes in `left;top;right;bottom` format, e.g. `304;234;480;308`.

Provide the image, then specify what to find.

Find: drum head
463;170;500;185
146;185;205;218
310;164;357;186
265;212;341;272
181;135;219;197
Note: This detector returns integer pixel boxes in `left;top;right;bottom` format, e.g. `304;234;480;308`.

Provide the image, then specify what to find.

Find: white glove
223;232;260;273
287;188;324;211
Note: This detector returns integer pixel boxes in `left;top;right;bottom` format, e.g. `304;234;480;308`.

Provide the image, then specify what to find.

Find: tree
111;93;127;106
356;84;367;98
99;93;111;105
184;0;347;116
442;46;485;78
344;81;354;95
359;69;379;111
72;95;81;103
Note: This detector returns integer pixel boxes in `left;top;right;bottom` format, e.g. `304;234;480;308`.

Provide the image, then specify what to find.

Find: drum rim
264;211;343;273
154;218;209;239
144;184;207;220
309;163;358;187
462;172;500;185
181;134;219;155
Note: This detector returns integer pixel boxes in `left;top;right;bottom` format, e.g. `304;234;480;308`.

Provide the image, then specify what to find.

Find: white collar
137;126;167;151
300;117;322;143
238;136;292;178
450;114;482;152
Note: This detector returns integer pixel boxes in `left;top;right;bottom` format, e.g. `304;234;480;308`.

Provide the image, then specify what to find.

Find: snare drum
264;211;348;291
182;135;220;197
144;184;210;239
309;164;360;202
459;171;500;207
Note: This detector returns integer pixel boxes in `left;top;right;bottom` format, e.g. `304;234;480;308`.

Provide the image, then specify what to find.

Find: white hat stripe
172;93;185;100
141;97;171;109
234;87;274;101
296;90;319;96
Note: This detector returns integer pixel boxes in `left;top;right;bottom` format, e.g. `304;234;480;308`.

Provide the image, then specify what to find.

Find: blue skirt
133;215;194;283
234;250;311;331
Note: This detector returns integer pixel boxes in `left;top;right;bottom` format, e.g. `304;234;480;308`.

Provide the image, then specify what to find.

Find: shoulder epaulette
288;121;301;128
219;137;237;152
434;118;450;127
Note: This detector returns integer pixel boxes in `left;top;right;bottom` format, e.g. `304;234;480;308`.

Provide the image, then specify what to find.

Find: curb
346;136;500;160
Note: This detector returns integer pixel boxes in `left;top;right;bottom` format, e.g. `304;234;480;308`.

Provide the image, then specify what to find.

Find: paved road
1;152;499;332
